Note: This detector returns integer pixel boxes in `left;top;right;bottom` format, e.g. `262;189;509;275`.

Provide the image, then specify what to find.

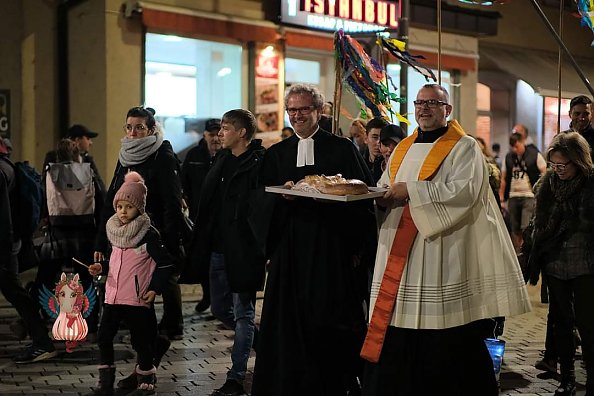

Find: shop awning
480;45;594;98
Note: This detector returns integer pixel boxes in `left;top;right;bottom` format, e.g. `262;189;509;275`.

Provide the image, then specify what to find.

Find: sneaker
14;344;58;363
535;357;557;373
210;379;246;396
194;299;210;313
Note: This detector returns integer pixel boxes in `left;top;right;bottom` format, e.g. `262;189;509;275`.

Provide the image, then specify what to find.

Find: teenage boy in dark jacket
191;109;269;396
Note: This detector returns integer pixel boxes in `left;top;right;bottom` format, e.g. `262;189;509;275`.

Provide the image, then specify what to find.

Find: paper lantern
39;272;96;352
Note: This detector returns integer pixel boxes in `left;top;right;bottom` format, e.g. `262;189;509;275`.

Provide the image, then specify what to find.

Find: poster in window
255;48;280;133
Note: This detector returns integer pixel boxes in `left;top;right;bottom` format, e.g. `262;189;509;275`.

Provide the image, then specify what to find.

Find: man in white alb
361;84;531;396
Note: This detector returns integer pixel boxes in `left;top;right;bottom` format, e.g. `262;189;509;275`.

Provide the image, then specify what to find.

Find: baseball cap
67;124;98;139
205;118;221;132
380;124;405;145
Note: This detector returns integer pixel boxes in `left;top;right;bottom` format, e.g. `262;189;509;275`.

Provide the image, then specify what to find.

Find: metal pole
556;0;564;134
529;0;594;97
398;0;410;134
437;0;442;85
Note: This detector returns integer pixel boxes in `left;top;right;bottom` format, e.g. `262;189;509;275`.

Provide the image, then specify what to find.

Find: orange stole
360;120;465;363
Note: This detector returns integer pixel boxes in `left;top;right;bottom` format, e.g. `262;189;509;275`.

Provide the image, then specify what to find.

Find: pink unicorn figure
39;272;96;352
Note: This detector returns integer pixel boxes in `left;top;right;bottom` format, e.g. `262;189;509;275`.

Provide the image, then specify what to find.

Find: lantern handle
72;257;89;269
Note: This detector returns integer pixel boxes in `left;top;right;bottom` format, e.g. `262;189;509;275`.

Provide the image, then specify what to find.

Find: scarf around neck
106;212;152;248
118;126;164;167
534;171;585;242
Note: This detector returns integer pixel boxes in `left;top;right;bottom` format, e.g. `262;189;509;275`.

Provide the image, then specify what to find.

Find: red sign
301;0;399;28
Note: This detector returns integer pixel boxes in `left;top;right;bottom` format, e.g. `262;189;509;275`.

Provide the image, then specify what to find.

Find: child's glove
89;263;102;276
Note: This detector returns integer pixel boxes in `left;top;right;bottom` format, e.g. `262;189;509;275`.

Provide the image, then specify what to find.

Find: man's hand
142;291;157;303
88;263;102;276
376;182;409;208
282;181;296;200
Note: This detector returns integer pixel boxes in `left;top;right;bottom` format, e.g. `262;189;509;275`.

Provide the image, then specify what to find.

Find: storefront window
386;65;451;133
284;58;322;126
145;33;242;154
476;83;491;146
543;96;570;148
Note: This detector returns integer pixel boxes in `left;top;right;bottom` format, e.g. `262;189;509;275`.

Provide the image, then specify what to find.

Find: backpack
45;161;95;226
0;158;43;241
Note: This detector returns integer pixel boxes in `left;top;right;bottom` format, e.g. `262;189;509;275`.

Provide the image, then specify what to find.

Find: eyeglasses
286;106;315;116
124;124;147;133
548;161;571;171
413;99;449;108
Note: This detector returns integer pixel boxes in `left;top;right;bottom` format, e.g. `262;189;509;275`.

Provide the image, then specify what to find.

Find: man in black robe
251;84;377;395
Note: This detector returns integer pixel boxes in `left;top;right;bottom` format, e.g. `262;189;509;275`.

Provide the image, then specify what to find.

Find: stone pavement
0;280;588;395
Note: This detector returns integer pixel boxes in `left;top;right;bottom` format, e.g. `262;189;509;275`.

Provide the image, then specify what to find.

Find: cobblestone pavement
0;281;587;395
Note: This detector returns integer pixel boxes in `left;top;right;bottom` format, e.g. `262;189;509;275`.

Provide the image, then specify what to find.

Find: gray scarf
106;212;151;248
118;126;164;167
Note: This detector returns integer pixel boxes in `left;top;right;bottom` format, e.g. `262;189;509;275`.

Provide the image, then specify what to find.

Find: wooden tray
265;186;387;202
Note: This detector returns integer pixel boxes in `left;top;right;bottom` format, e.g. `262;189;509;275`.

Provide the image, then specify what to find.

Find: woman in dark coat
95;106;184;339
524;132;594;396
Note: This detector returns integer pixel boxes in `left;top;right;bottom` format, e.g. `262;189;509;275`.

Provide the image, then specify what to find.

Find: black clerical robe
251;129;377;395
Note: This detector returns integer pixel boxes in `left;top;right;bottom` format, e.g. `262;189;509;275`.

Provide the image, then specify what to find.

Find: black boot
85;367;115;396
117;336;169;390
555;363;576;396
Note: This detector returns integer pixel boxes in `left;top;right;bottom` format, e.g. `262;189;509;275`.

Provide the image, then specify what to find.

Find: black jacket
95;141;184;260
523;171;594;284
0;155;15;267
181;140;214;220
504;144;541;200
186;140;269;292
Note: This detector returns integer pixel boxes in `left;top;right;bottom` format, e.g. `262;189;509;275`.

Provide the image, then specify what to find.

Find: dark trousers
363;320;498;396
0;264;53;349
98;304;158;371
547;274;594;390
158;272;183;335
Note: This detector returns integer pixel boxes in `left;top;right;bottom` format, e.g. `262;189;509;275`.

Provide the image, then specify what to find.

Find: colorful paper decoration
39;272;96;352
334;29;406;124
380;37;437;83
457;0;510;5
577;0;594;45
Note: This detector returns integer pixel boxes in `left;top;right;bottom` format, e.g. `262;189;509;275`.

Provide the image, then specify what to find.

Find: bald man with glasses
362;84;530;395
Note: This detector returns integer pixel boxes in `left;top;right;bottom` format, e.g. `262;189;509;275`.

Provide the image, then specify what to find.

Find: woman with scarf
524;132;594;396
93;106;184;388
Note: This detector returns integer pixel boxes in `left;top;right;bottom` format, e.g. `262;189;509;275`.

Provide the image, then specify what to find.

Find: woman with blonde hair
524;132;594;395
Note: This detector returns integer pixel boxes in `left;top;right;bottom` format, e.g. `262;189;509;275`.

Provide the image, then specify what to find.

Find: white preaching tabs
296;128;319;167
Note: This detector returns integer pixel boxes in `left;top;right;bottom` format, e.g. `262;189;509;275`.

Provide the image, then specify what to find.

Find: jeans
209;252;256;382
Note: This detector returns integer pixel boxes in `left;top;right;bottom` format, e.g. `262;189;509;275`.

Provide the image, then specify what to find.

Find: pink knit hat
113;171;147;213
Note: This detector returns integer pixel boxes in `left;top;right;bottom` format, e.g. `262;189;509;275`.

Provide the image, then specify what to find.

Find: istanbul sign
280;0;400;33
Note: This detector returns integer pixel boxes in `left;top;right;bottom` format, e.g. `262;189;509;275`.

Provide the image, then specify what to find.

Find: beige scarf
106;212;151;248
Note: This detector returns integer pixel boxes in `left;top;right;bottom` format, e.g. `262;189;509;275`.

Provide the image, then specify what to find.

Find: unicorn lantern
39;273;96;352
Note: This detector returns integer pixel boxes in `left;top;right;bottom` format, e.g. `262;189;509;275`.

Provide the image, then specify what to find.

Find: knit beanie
113;171;147;213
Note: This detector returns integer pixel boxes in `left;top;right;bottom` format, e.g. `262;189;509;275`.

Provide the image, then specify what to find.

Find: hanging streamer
576;0;594;45
334;29;407;123
380;37;437;83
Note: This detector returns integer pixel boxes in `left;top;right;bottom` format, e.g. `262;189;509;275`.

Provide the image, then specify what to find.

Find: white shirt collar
296;127;319;167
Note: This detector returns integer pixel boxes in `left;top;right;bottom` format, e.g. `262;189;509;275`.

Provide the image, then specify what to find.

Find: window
145;33;242;154
543;96;570;148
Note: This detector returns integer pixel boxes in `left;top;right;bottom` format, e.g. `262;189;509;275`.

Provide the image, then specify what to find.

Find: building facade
1;0;593;177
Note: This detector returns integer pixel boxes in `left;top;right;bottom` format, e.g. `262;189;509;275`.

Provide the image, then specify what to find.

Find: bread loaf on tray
291;174;368;196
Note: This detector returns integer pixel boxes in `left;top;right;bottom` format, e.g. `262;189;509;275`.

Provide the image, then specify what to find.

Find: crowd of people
0;84;593;396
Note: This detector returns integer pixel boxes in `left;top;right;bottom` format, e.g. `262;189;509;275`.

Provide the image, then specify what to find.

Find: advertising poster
255;49;280;133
